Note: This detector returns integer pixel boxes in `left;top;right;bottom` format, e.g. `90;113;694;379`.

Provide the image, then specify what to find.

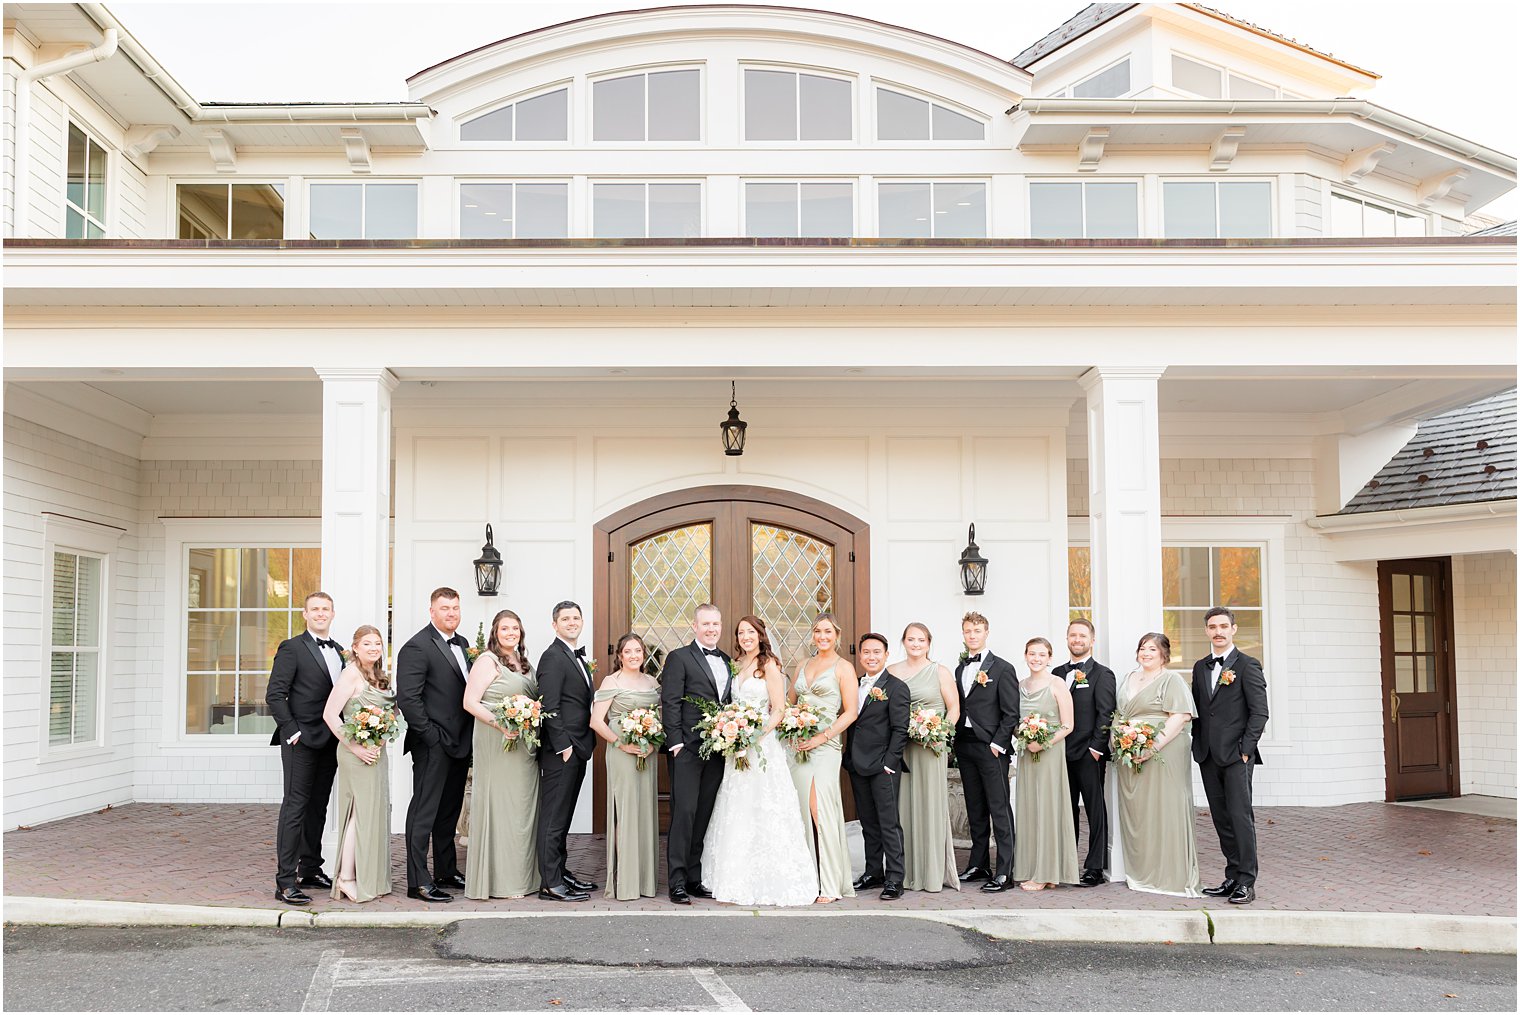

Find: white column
1080;365;1165;881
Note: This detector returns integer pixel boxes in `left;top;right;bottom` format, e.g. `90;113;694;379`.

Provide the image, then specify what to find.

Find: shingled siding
1453;552;1517;799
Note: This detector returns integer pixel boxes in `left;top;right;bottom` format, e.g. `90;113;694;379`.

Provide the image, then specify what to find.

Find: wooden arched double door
591;485;870;832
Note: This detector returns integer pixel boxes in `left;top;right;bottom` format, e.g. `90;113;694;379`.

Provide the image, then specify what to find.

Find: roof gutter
196;105;434;124
1306;498;1517;533
79;3;201;118
1013;98;1517;176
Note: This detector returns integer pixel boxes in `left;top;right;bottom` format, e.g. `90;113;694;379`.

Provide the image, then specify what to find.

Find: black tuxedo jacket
1052;658;1117;761
395;624;474;759
953;651;1020;752
1191;648;1269;767
265;632;339;748
845;672;910;776
537;639;597;761
660;641;733;754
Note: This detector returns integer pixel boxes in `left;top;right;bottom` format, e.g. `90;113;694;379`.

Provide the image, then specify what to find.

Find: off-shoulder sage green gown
1114;669;1202;898
898;662;959;892
465;657;540;900
332;676;395;902
598;685;661;900
790;660;856;900
1012;681;1079;886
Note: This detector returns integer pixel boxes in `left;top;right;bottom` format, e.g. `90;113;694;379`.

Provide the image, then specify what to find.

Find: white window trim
456;81;573;145
1026;176;1143;238
868;78;987;145
1160;176;1277;238
305;179;421;239
1066;55;1133;99
455;178;572;239
740;63;858;145
589;178;706;238
1225;67;1280;100
160;518;319;753
1328;189;1429;237
874;178;992;238
171;179;291;240
1171;51;1282;99
740;178;857;237
38;513;123;762
64;119;110;239
587;63;705;146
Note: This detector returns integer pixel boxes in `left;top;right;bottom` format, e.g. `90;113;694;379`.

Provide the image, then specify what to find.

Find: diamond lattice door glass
751;523;834;673
628;524;713;666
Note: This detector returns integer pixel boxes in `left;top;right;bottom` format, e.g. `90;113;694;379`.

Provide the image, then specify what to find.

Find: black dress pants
665;747;724;890
850;767;904;882
1066;750;1109;872
405;743;470;890
955;734;1014;878
276;738;337;890
537;749;588;889
1199;756;1258;885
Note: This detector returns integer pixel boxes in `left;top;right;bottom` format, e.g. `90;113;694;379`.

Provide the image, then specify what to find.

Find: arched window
460;87;568;142
875;87;983;141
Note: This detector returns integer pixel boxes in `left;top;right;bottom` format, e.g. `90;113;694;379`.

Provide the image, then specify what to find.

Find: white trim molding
1305;500;1517;562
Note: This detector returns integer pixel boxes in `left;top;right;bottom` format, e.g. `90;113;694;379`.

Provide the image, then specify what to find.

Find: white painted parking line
688;967;752;1012
301;949;344;1012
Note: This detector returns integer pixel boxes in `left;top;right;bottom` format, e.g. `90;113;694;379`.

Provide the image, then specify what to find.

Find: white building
3;2;1515;834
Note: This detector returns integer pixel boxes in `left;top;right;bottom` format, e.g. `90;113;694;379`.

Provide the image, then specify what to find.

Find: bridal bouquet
774;699;829;763
1013;711;1058;761
617;706;665;771
342;704;400;757
494;694;548;753
907;707;952;757
687;697;767;771
1111;716;1164;773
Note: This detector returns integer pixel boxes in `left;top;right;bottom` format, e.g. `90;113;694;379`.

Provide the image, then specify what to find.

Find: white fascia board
1305;500;1518;562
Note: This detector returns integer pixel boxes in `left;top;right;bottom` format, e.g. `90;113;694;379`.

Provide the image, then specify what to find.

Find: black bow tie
317;638;340;651
965;653;982;664
449;635;468;648
573;646;587;658
1211;656;1227;666
702;648;723;658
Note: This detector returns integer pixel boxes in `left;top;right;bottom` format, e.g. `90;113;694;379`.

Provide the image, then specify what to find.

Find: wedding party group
264;587;1268;908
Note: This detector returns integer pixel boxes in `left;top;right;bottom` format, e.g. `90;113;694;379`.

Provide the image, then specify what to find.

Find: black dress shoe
957;865;991;883
1201;878;1238;897
668;887;692;905
407;884;453;903
436;873;467;891
687;882;713;899
853;873;885;891
1078;869;1106;888
879;882;903;900
1227;884;1256;905
980;875;1009;893
275;887;312;906
538;884;590;902
563;873;599;893
298;872;333;891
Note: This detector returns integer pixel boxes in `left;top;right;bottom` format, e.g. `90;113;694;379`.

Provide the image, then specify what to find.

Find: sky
109;0;1518;219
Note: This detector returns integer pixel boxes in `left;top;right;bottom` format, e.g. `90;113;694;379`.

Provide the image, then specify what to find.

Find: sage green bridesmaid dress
1012;680;1079;886
1114;669;1202;898
331;675;394;902
789;661;856;900
464;657;540;900
597;685;661;901
898;662;959;892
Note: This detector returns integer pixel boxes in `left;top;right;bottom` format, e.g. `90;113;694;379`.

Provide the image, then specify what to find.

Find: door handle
1389;688;1400;724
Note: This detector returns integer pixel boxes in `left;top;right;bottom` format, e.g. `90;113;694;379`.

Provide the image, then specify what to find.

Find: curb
4;896;1514;953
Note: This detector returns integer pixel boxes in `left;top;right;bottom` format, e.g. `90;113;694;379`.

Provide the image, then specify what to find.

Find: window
308;182;418;239
49;550;103;746
1068;545;1091;625
875;87;982;141
592;182;701;237
878;181;986;237
1329;193;1426;237
1163;180;1271;238
459;87;568;142
459;182;569;238
744;182;852;236
1172;55;1222;98
1030;181;1138;238
593;69;700;142
1071;59;1130;99
66;123;107;238
177;183;285;240
184;546;321;736
744;69;852;141
1228;73;1276;100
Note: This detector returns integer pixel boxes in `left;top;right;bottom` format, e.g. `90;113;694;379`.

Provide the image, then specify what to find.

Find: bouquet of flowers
774;698;829;763
1013;711;1058;761
341;704;401;761
686;696;767;771
494;694;548;753
1111;716;1164;773
617;706;665;771
907;706;952;757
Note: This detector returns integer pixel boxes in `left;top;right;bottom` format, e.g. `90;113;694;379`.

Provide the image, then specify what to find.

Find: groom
660;603;732;905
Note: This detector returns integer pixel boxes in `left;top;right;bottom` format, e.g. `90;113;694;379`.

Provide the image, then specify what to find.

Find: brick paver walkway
3;802;1512;917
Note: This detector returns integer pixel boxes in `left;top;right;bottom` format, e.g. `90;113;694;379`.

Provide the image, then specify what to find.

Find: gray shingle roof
1339;388;1516;514
1012;4;1135;69
1467;220;1517;237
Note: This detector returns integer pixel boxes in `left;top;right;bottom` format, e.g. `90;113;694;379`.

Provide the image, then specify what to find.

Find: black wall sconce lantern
958;524;988;595
474;524;503;596
721;381;748;457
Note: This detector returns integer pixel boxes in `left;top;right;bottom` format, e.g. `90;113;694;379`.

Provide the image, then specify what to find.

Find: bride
702;615;820;907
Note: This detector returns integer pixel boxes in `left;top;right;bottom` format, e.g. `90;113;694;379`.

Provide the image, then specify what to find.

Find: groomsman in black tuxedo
396;587;475;902
846;633;910;900
1051;618;1116;887
1191;606;1269;906
266;591;344;905
952;611;1020;893
660;603;732;904
535;601;599;902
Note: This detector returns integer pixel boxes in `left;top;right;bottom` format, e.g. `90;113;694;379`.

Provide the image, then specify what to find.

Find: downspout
11;28;119;238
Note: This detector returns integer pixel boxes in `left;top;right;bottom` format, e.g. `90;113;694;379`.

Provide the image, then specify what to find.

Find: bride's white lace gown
702;675;820;906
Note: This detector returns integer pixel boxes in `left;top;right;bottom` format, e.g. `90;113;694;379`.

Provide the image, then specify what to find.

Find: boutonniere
1220;669;1236;686
868;687;887;702
465;647;482;665
466;621;486;665
958;650;970;666
586;657;599;679
975;670;990;687
1073;670;1088;686
727;659;739;679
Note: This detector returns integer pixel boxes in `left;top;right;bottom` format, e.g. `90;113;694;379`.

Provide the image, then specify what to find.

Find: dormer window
593;69;700;142
875;88;983;141
1330;193;1426;237
1172;54;1281;99
744;69;852;141
460;87;568;142
1070;59;1130;99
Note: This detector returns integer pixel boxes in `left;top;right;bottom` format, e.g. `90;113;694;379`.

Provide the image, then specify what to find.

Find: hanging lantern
720;381;748;457
474;524;503;596
958;523;988;595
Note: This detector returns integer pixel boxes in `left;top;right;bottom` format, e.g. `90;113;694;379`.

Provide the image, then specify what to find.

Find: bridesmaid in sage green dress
462;609;541;900
589;634;661;901
1113;632;1202;898
787;613;858;903
321;624;395;903
1012;637;1079;890
889;622;960;892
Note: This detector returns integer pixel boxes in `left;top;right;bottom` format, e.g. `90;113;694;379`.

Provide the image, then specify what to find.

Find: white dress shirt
1063;655;1091;690
310;631;343;684
436;625;469;679
1209;645;1235;694
559;637;592;687
857;670;882;715
698;643;729;698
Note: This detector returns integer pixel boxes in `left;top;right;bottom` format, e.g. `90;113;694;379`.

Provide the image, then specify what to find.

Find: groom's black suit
1052;656;1116;873
536;638;597;890
660;640;732;892
1191;646;1268;888
395;624;474;891
953;651;1020;879
846;671;910;884
266;630;342;890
